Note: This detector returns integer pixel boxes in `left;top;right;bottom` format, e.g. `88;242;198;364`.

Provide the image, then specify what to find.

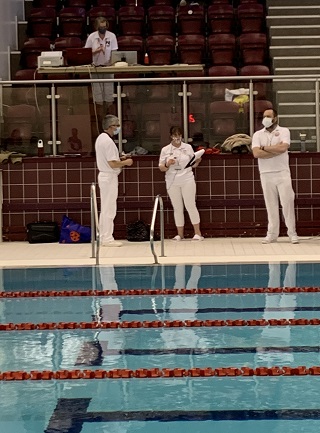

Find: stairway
267;0;320;149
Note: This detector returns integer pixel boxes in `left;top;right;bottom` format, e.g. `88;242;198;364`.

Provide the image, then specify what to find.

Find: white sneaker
102;240;123;247
291;236;299;244
192;234;204;241
261;236;277;244
172;235;183;241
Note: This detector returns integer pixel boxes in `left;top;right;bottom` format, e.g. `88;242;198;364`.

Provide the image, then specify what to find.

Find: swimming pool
1;263;320;433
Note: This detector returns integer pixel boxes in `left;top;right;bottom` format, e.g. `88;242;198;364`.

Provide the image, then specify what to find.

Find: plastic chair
177;34;205;64
208;33;236;66
66;0;90;8
87;6;116;33
209;0;231;4
58;7;86;37
27;8;57;39
124;0;144;5
96;0;115;6
118;6;145;36
207;4;234;34
33;0;60;8
237;3;265;34
148;6;175;35
5;104;37;141
21;37;51;69
177;4;205;35
153;0;173;5
146;35;175;65
239;64;270;99
117;35;144;65
239;32;267;65
208;65;237;101
209;101;240;138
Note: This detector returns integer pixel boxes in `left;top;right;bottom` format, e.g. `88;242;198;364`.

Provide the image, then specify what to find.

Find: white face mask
113;126;121;135
262;117;273;128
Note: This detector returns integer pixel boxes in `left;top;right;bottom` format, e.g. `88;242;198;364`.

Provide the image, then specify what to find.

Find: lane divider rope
0;317;319;331
0;286;319;299
1;365;320;381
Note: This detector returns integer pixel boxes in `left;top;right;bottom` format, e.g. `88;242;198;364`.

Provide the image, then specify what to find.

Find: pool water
1;263;320;433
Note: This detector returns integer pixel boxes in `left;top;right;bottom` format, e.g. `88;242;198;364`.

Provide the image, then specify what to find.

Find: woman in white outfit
159;126;203;241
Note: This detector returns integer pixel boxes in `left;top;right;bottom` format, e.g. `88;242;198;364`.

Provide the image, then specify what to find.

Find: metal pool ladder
90;183;100;265
150;194;165;264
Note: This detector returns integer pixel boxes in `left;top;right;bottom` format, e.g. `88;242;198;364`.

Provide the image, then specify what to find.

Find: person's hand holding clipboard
184;149;205;169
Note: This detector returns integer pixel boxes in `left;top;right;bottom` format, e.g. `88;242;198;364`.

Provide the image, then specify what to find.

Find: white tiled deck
0;236;320;267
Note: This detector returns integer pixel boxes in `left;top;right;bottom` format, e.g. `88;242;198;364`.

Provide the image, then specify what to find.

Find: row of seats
32;0;265;11
20;32;268;69
2;99;272;147
27;3;266;39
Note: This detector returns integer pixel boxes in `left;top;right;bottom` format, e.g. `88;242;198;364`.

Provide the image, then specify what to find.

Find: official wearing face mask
251;108;299;244
95;115;133;247
159;126;203;241
85;16;118;118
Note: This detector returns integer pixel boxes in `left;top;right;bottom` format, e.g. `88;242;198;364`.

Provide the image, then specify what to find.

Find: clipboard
184;149;205;169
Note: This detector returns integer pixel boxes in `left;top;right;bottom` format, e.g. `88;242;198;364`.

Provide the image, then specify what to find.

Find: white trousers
98;172;118;243
91;73;114;104
260;170;297;238
167;179;200;227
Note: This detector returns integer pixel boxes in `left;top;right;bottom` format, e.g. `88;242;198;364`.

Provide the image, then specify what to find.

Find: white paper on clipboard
184;148;205;169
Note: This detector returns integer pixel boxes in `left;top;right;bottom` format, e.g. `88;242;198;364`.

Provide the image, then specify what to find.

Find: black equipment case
26;222;60;244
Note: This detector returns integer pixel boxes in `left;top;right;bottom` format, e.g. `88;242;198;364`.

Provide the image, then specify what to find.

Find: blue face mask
113;126;121;135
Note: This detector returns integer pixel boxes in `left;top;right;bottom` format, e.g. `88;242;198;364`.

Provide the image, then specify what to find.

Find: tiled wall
2;153;320;241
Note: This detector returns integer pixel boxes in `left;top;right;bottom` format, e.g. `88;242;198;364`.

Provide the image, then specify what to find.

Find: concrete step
270;45;320;57
274;66;320;75
276;114;316;128
273;80;316;91
278;103;316;115
267;15;320;26
273;56;320;68
271;35;320;46
269;25;320;37
277;90;316;103
268;0;320;6
268;6;320;16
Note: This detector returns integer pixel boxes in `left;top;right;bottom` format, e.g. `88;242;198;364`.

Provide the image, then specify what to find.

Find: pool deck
1;236;320;267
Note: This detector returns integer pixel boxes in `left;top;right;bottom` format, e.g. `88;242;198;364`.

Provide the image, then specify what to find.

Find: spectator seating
210;100;240;138
118;6;145;36
177;4;205;35
148;6;175;36
27;7;57;39
207;4;234;34
177;34;206;64
208;33;236;66
58;7;86;38
146;35;175;65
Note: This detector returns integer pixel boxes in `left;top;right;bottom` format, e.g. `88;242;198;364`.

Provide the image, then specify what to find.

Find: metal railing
90;182;100;265
150;194;165;264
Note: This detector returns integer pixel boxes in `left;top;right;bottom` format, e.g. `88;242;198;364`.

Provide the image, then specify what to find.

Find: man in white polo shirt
95;115;133;247
251;108;299;244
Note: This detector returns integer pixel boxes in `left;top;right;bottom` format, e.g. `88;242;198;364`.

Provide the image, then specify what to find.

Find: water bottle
300;133;306;153
37;139;44;157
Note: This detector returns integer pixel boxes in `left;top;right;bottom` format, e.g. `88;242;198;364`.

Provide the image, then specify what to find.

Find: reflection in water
256;263;297;366
161;265;201;351
96;266;123;362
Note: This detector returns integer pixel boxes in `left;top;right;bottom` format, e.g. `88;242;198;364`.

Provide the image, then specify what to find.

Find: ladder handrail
90;183;100;265
150;194;165;264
